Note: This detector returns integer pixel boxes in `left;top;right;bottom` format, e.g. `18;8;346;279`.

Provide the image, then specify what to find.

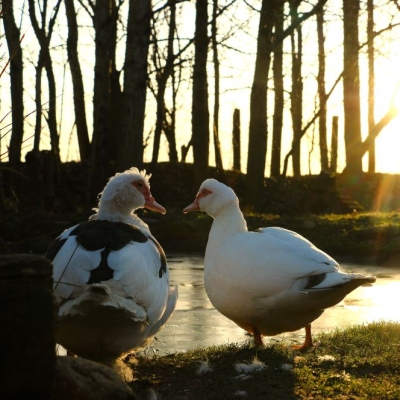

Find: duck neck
99;200;132;217
92;203;151;235
206;206;247;257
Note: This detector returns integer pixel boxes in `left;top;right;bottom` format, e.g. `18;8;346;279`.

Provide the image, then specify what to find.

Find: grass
128;322;400;399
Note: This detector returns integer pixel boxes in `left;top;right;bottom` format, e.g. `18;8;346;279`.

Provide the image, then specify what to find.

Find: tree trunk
290;0;303;178
151;0;177;170
119;0;151;172
279;0;328;179
232;109;241;171
316;7;329;172
91;0;119;198
330;116;338;173
2;0;24;169
342;0;362;175
341;107;397;179
44;51;60;168
347;107;398;168
33;54;43;153
192;0;210;187
64;0;91;163
246;0;277;209
281;71;343;177
270;1;284;178
367;0;375;172
164;108;179;162
211;0;224;178
28;0;62;168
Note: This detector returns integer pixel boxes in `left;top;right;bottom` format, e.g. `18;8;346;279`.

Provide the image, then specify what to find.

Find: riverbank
2;162;400;263
128;322;400;399
149;209;400;266
2;208;400;266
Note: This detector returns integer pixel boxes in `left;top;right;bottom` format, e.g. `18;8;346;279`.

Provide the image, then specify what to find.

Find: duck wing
48;220;171;323
209;226;339;299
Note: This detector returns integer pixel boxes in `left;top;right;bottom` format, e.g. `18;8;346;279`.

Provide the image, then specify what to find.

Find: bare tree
89;0;120;197
342;0;362;176
2;0;24;169
282;71;343;177
64;0;90;163
192;0;210;186
316;6;328;172
270;0;284;178
118;0;152;172
367;0;375;172
151;0;179;169
289;0;303;178
211;0;224;177
246;0;278;209
342;85;399;173
247;0;327;207
28;0;62;167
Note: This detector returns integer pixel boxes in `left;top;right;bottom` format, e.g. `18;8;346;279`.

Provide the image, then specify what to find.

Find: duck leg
67;350;76;357
253;327;264;347
292;324;313;351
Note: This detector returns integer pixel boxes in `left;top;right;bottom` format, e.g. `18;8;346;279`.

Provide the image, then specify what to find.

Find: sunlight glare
372;73;400;174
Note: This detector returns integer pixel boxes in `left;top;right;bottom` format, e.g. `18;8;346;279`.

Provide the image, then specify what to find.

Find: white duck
47;167;178;363
184;179;376;349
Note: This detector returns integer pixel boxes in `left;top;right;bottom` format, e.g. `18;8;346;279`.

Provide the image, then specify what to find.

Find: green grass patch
129;322;400;399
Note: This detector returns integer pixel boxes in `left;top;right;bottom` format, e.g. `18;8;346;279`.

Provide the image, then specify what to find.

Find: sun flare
364;58;400;174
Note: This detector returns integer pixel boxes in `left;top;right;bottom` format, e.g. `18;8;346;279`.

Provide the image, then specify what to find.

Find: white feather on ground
196;360;213;375
234;357;266;374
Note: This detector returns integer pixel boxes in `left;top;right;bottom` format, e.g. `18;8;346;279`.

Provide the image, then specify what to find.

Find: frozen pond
149;253;400;356
56;253;400;357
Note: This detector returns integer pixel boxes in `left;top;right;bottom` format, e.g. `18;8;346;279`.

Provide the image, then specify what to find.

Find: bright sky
1;0;400;176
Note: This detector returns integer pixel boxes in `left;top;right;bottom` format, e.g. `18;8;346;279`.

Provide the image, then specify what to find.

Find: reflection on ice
57;254;400;357
151;254;400;356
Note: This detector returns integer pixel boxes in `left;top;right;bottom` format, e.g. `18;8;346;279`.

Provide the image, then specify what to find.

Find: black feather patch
149;237;168;278
304;273;326;289
87;248;114;283
48;220;167;281
70;220;148;251
46;237;68;261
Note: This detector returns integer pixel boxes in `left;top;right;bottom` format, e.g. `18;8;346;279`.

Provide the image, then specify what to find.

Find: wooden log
232;108;241;171
330;116;338;173
0;254;56;399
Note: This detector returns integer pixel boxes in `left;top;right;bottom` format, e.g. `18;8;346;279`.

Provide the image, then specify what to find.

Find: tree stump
0;254;56;399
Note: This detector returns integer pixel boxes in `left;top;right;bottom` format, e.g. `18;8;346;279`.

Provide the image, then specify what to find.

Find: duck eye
132;181;145;190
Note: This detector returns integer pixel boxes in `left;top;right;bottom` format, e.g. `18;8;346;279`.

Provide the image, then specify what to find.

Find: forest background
2;0;400;224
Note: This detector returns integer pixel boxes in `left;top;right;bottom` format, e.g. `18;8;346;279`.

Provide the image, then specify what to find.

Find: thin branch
0;33;25;78
282;71;343;177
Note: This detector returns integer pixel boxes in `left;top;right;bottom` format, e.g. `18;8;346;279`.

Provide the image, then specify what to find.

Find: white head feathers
97;168;151;204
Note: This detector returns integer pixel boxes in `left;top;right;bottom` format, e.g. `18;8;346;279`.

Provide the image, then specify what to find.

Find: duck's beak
144;195;166;214
183;199;200;213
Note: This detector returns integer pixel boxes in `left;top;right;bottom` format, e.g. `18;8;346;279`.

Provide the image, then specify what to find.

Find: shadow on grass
129;323;400;399
130;342;297;399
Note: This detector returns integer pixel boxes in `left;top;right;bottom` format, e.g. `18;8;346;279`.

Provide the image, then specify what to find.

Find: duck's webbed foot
253;327;264;347
292;324;313;351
